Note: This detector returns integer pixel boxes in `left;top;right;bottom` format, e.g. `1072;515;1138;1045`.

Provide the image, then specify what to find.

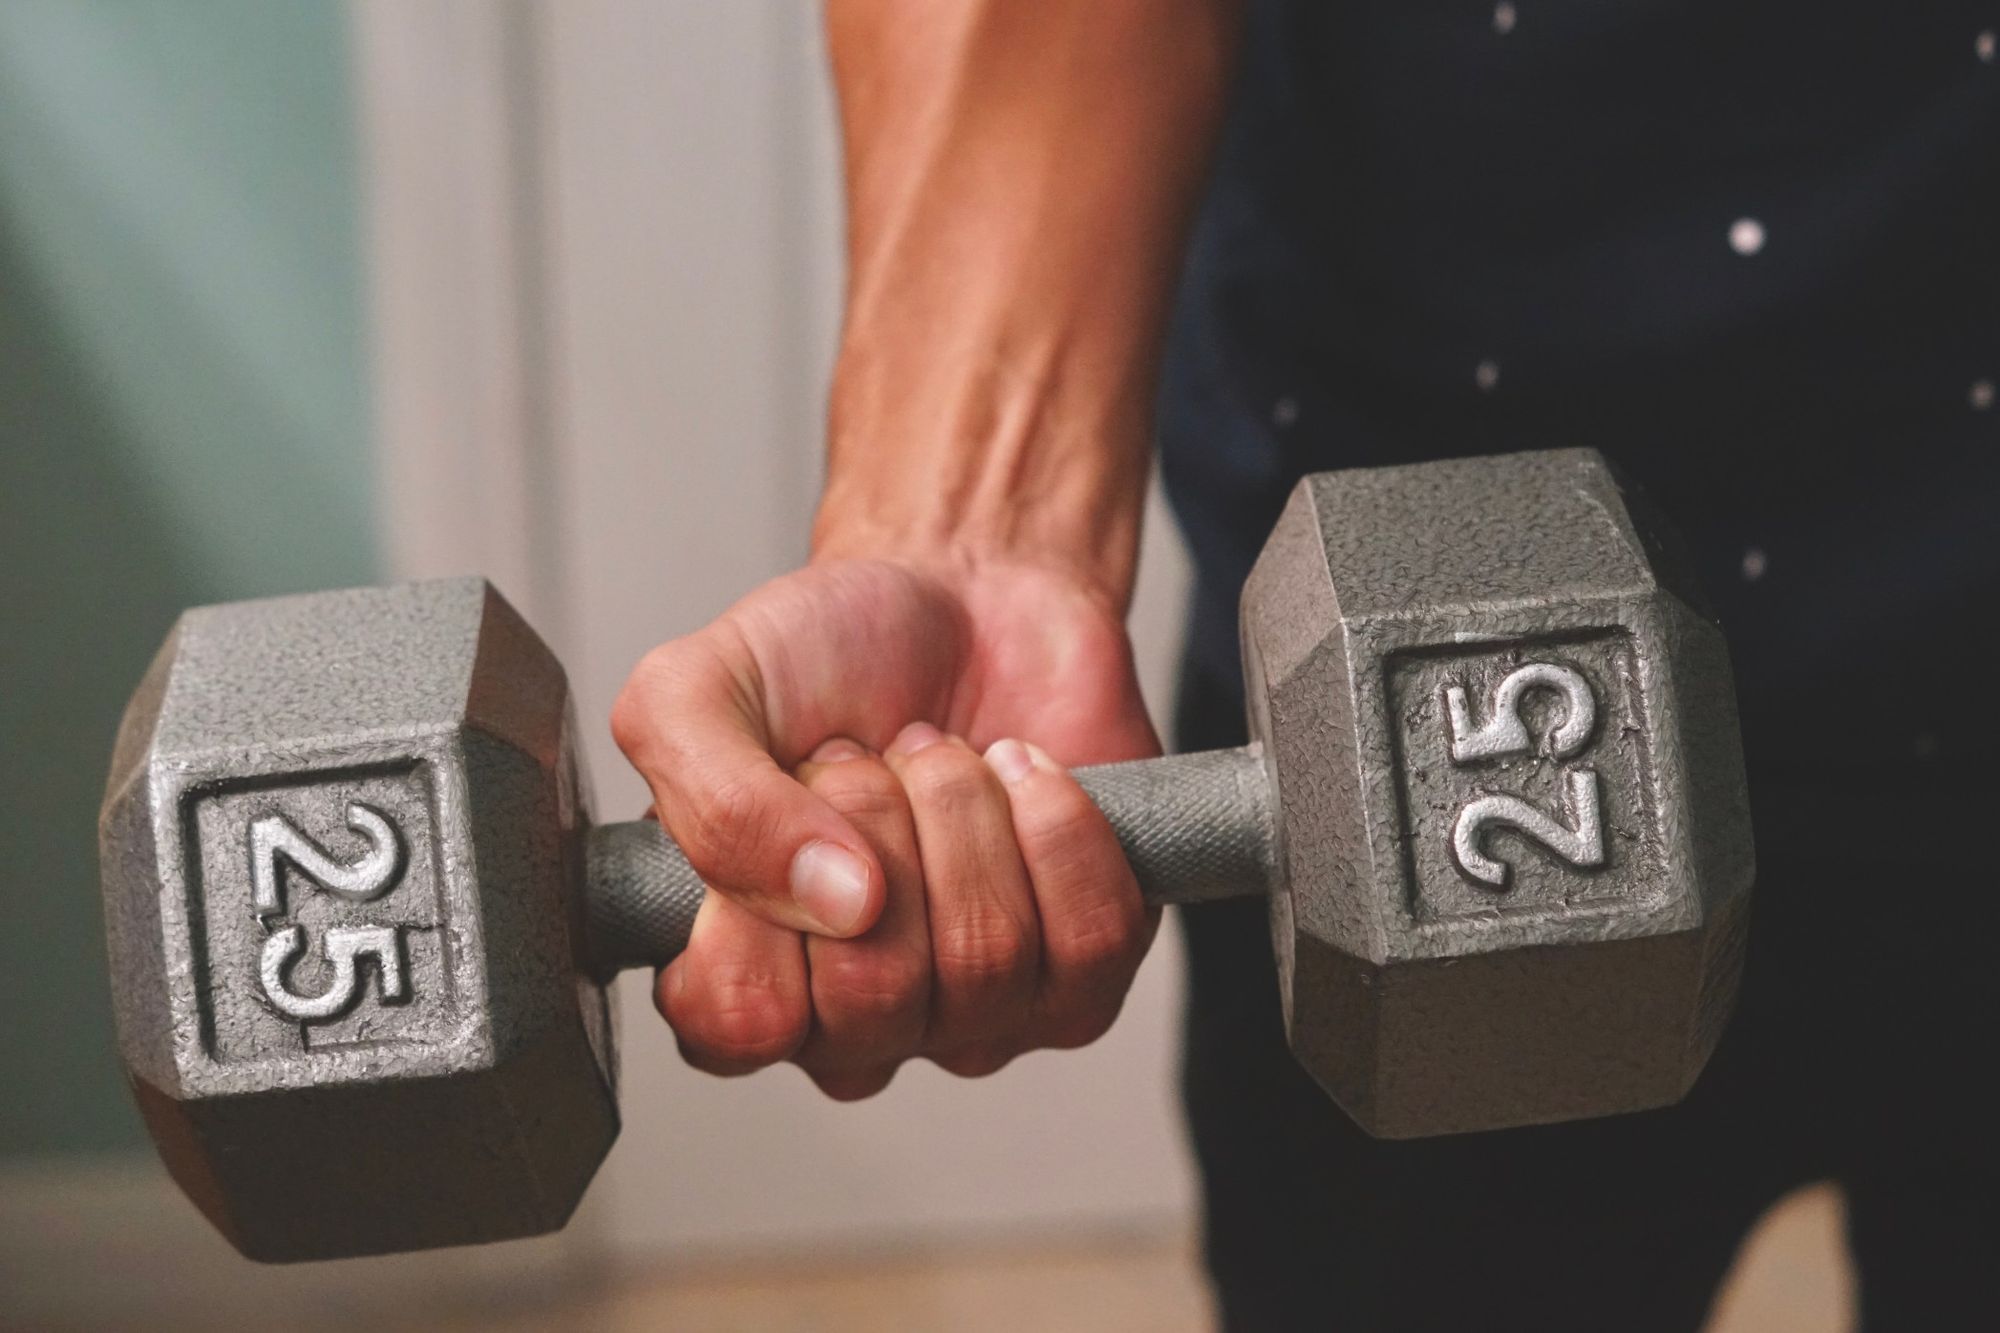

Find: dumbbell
100;448;1752;1262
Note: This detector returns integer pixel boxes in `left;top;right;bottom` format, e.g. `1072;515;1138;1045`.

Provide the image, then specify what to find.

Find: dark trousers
1174;658;1992;1332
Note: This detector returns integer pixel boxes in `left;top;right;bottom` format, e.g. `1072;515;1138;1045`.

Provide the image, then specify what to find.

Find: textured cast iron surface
99;578;617;1261
584;747;1278;970
585;821;706;972
1075;747;1276;907
1239;448;1753;1137
99;448;1754;1263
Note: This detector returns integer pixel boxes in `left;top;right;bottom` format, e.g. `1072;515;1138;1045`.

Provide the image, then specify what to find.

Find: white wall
354;0;1198;1266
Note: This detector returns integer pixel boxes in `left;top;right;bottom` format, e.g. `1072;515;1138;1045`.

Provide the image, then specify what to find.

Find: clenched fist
611;554;1161;1098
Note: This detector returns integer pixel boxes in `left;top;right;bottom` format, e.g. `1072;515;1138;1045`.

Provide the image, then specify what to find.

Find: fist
611;556;1160;1095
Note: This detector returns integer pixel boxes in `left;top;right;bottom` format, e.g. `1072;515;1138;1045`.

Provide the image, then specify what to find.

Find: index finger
612;625;885;938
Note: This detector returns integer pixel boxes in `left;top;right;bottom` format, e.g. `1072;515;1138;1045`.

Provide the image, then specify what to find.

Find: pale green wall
0;2;378;1156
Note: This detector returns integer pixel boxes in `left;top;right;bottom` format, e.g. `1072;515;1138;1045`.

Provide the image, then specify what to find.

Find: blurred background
0;4;1850;1328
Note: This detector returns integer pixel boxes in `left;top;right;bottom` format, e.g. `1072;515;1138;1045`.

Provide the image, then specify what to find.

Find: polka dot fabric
1159;0;1999;786
1156;7;2000;1327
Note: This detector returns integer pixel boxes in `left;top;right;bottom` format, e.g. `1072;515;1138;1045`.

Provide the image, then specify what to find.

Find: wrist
811;455;1146;617
810;501;1142;616
814;343;1151;609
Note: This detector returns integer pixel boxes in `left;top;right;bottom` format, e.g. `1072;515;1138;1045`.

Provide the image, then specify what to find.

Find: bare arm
818;0;1243;604
615;1;1243;1094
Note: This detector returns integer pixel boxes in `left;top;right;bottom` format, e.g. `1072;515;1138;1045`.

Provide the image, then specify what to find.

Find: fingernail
790;840;872;933
1020;741;1061;774
887;721;943;756
984;738;1034;785
809;737;868;764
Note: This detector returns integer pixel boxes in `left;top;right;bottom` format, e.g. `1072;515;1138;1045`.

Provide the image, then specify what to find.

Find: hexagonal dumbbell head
1241;449;1753;1138
100;578;616;1261
100;448;1754;1263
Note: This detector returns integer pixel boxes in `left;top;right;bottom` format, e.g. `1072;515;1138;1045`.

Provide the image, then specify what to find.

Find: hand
611;552;1161;1097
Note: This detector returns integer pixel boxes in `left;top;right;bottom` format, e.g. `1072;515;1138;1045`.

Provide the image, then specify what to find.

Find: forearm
815;0;1242;608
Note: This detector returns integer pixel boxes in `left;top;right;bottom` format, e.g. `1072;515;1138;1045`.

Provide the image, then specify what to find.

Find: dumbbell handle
583;744;1277;974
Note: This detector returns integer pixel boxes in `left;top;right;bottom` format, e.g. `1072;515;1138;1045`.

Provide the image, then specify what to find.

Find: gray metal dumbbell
100;448;1752;1263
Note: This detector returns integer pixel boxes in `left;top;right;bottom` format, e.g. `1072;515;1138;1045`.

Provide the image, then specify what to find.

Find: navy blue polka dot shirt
1160;0;2000;786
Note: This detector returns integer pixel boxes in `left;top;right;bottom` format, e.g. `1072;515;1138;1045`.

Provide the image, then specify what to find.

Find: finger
929;1042;1021;1079
655;889;810;1077
985;739;1156;1050
885;722;1041;1058
807;1064;904;1102
612;624;884;938
791;739;933;1082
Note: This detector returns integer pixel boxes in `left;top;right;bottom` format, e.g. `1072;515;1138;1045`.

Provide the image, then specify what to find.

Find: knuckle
1039;997;1126;1051
932;912;1035;991
610;642;700;759
807;760;909;826
1017;792;1119;883
693;1002;807;1068
676;1036;762;1079
609;664;664;762
1017;775;1101;839
681;772;783;881
903;748;997;814
812;944;930;1024
806;1064;901;1102
665;966;808;1068
930;1045;1016;1079
684;1032;752;1072
1044;892;1146;980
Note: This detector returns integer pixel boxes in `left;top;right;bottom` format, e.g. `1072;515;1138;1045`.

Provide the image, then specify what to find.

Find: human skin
611;0;1243;1098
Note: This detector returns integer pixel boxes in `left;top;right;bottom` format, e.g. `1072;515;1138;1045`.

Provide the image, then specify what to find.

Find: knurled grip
581;744;1277;974
584;820;708;975
1073;744;1277;908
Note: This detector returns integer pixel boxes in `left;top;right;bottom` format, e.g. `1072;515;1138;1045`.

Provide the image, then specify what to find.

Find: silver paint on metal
250;803;404;915
99;448;1755;1257
1450;770;1606;888
259;924;409;1021
1444;660;1597;763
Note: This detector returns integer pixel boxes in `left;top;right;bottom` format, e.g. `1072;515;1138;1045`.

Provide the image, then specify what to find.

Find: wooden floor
439;1184;1853;1333
0;1165;1853;1331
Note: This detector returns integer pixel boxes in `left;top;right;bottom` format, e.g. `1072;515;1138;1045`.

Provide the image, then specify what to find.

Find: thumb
612;631;884;938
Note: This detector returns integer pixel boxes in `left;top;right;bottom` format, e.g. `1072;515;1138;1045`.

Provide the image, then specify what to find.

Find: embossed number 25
1442;662;1606;889
250;802;409;1022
